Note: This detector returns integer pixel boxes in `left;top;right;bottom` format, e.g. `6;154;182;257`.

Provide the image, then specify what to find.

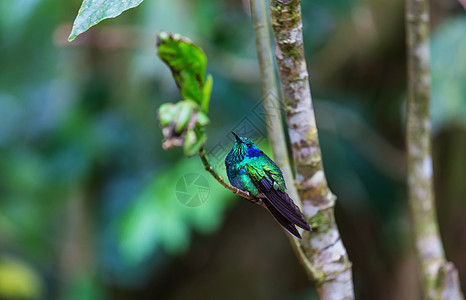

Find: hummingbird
225;132;311;238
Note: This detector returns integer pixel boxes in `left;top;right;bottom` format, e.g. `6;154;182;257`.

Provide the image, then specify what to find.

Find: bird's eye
247;144;252;149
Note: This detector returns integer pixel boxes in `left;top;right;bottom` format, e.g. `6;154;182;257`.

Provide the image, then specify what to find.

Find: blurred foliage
0;0;465;299
119;157;233;264
0;255;44;299
431;16;466;131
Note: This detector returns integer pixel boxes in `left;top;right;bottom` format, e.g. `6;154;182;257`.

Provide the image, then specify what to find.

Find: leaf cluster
156;32;213;156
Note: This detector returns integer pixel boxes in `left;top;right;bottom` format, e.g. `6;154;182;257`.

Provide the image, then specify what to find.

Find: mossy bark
270;0;354;299
406;0;464;298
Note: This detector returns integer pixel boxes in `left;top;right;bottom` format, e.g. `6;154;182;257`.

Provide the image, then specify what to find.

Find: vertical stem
269;0;354;299
249;0;315;278
60;186;95;297
406;0;464;298
249;0;296;200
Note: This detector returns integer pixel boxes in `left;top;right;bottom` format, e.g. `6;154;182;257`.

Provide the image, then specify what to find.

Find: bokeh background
1;0;465;299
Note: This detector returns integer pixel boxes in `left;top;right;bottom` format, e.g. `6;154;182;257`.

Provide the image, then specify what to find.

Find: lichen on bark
406;0;464;298
270;0;355;298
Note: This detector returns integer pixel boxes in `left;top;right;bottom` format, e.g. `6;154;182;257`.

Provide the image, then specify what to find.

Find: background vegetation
0;0;465;299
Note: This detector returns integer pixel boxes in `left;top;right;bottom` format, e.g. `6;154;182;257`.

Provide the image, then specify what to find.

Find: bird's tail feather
257;177;311;238
262;198;302;239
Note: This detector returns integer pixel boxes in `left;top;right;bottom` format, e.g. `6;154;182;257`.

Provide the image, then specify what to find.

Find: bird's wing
261;197;302;238
257;176;311;232
245;159;311;234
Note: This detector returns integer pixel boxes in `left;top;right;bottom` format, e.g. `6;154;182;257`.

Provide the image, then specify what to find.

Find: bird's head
231;132;263;159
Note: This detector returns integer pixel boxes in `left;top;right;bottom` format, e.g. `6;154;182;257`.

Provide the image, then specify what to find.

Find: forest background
0;0;465;299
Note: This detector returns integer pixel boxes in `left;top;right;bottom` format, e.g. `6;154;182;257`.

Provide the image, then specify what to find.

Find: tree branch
405;0;464;298
250;0;316;276
270;0;354;298
250;0;292;176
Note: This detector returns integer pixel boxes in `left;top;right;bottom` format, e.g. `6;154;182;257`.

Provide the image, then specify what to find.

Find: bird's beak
232;132;242;144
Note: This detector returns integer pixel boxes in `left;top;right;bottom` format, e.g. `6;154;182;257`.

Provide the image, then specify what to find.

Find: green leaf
158;103;178;126
183;131;206;157
156;32;207;104
196;111;210;127
202;74;213;113
174;101;195;134
68;0;144;41
183;129;198;156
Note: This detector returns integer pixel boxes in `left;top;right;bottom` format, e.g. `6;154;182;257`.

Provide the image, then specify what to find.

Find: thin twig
250;0;295;190
249;0;315;275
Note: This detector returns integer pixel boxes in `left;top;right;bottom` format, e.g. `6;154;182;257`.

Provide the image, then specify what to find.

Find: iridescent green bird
225;132;311;238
